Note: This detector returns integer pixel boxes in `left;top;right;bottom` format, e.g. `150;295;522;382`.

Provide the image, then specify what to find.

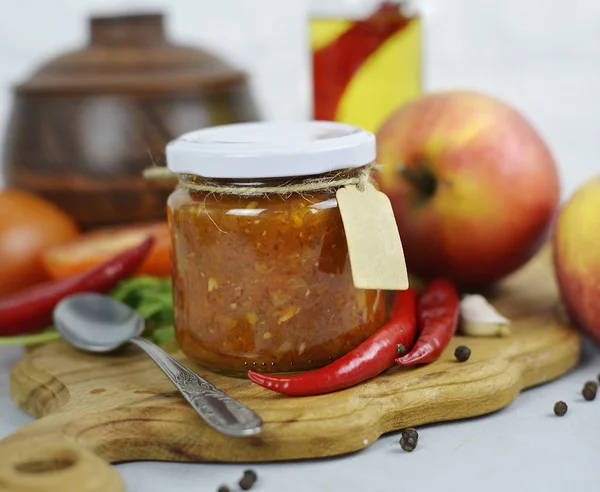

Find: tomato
0;189;79;296
42;222;171;279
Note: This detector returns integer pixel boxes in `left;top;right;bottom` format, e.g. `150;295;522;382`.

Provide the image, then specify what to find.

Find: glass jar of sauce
166;121;387;375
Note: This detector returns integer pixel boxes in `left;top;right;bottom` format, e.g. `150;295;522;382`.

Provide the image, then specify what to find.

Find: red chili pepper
395;278;460;366
248;287;417;396
0;237;154;337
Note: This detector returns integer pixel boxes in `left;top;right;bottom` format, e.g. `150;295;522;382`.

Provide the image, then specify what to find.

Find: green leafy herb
152;325;176;346
109;275;175;345
0;276;176;348
0;327;61;346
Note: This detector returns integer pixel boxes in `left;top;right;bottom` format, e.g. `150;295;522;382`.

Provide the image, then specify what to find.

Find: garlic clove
460;294;511;337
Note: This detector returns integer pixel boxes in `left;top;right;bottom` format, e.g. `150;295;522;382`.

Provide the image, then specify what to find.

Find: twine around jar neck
142;165;373;196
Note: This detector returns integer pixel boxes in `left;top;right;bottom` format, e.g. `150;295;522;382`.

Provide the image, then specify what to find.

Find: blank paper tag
336;183;409;290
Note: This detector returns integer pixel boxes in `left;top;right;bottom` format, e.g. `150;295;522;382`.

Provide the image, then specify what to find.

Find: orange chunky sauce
167;174;387;375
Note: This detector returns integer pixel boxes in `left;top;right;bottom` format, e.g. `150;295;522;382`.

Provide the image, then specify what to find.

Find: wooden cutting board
0;248;581;492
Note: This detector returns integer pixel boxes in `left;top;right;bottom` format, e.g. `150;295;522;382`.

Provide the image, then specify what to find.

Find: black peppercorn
454;345;471;362
583;381;597;401
553;401;568;416
217;486;230;492
399;428;418;452
403;427;418;439
239;469;258;490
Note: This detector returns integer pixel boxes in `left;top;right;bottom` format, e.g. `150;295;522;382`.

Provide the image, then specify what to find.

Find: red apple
376;90;560;287
553;177;600;343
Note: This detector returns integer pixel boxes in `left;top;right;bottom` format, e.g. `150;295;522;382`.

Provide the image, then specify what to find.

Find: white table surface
1;339;599;492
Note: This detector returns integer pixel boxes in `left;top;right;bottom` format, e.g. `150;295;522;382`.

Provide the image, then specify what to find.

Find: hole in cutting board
15;455;76;474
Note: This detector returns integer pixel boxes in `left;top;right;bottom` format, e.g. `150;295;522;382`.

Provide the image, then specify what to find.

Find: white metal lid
165;121;375;179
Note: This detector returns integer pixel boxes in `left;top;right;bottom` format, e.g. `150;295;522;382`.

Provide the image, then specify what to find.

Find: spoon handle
129;337;263;437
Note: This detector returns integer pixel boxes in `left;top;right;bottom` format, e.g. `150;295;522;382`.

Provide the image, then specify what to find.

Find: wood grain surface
0;248;581;491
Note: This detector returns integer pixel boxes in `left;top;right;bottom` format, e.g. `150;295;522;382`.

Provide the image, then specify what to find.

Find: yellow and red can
311;1;422;134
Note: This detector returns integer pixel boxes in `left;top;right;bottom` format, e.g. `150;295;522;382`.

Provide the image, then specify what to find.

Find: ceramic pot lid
14;13;247;94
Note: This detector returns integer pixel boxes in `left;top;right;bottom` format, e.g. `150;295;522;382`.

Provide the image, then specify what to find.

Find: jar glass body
166;169;387;375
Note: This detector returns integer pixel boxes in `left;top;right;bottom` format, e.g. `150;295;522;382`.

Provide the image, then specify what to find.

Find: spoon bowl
53;293;263;437
54;293;144;352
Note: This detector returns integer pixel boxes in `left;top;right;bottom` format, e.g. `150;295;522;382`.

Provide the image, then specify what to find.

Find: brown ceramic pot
2;13;259;229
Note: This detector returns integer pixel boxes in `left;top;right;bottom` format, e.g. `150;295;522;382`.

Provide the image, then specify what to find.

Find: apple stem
399;164;438;197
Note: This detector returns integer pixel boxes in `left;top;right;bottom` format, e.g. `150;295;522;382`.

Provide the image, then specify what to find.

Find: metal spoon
53;292;263;437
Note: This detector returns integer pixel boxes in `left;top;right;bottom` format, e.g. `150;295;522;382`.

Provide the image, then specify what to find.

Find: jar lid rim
165;121;376;179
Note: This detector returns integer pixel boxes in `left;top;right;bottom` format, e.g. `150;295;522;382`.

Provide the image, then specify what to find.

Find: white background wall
0;0;598;199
